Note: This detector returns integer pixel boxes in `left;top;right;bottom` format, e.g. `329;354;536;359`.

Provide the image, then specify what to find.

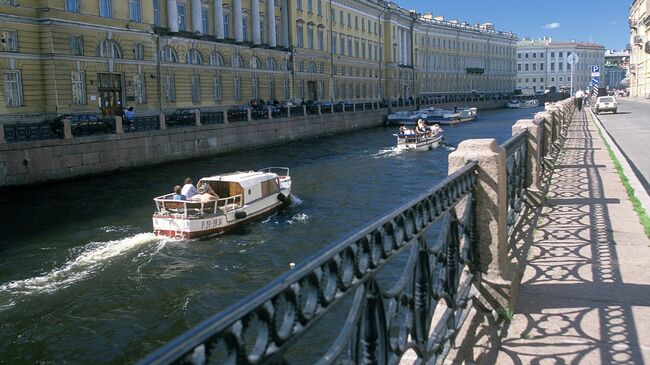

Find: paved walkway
496;108;650;364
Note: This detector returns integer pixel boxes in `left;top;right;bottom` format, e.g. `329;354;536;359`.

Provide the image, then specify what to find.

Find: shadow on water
0;106;542;364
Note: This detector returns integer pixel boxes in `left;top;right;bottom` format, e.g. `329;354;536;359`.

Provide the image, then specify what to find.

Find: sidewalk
496;108;650;364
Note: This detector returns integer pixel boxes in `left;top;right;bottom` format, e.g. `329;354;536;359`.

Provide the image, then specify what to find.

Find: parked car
594;96;618;114
48;113;112;137
166;108;197;126
307;100;333;113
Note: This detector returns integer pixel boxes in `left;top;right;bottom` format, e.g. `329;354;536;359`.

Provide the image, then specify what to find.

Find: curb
588;108;650;214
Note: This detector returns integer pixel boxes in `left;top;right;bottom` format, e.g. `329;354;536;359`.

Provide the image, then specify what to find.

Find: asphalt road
594;98;650;193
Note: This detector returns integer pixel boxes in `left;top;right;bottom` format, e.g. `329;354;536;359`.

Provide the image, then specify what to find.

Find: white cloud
609;20;617;25
544;22;561;29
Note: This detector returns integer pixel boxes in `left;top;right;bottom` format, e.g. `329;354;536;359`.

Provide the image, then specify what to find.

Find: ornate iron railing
127;116;161;133
200;111;224;125
501;132;527;235
4;123;60;142
139;161;479;365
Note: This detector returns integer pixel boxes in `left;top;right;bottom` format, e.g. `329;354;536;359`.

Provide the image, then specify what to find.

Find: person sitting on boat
415;119;428;135
172;185;185;200
192;185;219;202
181;178;199;199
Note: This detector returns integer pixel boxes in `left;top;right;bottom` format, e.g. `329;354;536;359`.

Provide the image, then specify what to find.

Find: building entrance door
307;81;317;101
98;73;123;116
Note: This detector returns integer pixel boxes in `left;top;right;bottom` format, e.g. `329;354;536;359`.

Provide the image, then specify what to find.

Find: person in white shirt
181;178;199;199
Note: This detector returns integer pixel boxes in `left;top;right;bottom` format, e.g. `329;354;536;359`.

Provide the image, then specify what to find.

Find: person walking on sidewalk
575;89;584;111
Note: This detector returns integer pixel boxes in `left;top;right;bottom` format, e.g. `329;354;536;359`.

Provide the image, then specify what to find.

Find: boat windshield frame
153;194;244;217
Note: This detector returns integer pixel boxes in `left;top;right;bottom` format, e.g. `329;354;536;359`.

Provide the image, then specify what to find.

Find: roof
201;171;277;189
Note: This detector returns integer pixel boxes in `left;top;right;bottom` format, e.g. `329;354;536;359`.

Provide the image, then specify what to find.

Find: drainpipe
154;28;163;113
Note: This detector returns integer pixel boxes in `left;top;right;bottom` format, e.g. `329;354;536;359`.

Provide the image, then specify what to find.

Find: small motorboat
506;99;521;108
152;167;292;238
395;126;444;151
385;111;421;126
519;99;539;108
439;107;478;124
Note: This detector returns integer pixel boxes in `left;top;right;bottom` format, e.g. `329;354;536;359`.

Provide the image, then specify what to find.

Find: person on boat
192;185;219;202
181;178;199;199
172;185;185;200
415;119;428;135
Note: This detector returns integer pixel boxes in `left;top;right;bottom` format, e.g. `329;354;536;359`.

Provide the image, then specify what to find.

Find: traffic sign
567;53;579;65
591;65;600;73
590;76;600;86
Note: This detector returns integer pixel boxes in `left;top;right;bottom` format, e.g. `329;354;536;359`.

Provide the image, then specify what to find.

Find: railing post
63;118;73;139
0;123;5;144
352;103;356;112
513;119;543;205
222;110;229;124
159;113;167;130
287;106;291;118
317;105;321;115
330;104;334;113
448;139;516;302
267;106;273;119
195;109;201;126
114;116;124;134
302;105;307;116
247;109;252;122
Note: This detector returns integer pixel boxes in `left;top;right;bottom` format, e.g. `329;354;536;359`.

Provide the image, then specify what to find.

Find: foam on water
372;147;405;158
287;213;310;225
0;233;167;308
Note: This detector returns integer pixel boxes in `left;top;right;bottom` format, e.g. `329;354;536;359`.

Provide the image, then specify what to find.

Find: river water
0;106;542;364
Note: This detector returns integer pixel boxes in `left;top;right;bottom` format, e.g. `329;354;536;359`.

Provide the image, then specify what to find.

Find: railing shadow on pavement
496;109;646;365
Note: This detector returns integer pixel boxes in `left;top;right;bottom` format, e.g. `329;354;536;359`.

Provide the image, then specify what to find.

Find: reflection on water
0;106;542;364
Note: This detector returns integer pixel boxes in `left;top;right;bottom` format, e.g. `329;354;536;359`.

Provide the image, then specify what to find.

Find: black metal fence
127;116;161;133
502;131;528;235
3;123;60;142
138;161;479;365
200;111;224;125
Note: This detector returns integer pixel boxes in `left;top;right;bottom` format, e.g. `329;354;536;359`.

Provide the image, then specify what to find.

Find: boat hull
153;190;291;239
396;134;443;151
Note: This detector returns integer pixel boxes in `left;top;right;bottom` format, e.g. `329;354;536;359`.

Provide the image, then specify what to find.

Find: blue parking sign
591;65;600;74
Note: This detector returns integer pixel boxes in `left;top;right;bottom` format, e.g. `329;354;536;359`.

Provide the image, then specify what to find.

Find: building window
347;13;351;28
268;78;275;99
99;39;122;58
210;52;224;66
178;4;187;31
319;62;324;73
242;16;248;41
4;70;23;107
317;28;323;50
307;0;312;13
69;35;83;56
164;75;175;102
331;33;337;54
550;62;555;71
153;0;161;25
231;54;243;67
260;17;265;43
559;52;563;58
296;23;304;48
559;62;563;71
532;63;536;71
234;76;241;100
308;62;316;73
160;46;178;63
307;26;313;49
297;0;302;11
99;0;112;17
540;63;544;71
223;13;230;38
71;71;86;105
339;10;343;26
187;49;203;64
213;75;222;101
0;30;18;52
267;58;277;70
65;0;81;12
524;64;528;71
202;8;209;34
283;79;289;99
317;0;321;16
129;0;141;22
134;73;145;103
252;77;259;99
250;56;260;69
133;42;144;60
191;75;200;102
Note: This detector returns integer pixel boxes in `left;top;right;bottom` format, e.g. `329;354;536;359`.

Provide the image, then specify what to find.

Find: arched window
160;46;178;63
308;62;317;73
99;39;122;58
210;51;224;66
250;56;261;69
267;58;277;70
231;54;244;68
187;49;203;64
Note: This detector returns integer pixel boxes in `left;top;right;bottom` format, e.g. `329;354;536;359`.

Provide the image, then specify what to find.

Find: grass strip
593;114;650;239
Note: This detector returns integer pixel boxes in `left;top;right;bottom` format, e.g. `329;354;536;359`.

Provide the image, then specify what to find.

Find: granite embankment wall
0;100;506;188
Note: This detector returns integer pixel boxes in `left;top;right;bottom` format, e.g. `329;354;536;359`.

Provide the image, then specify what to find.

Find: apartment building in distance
516;37;605;95
604;50;629;89
629;0;650;98
0;0;517;122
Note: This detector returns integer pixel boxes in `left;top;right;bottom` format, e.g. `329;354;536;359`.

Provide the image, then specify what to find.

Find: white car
594;96;618;114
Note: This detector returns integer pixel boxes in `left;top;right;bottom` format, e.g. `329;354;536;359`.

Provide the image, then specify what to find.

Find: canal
0;106;542;364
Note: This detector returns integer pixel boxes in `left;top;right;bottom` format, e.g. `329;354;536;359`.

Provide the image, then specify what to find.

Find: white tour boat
395;127;444;151
506;99;521;108
152;167;292;238
519;99;539;108
440;107;478;124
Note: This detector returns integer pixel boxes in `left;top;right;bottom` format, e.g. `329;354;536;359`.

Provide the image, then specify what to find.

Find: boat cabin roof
199;171;277;190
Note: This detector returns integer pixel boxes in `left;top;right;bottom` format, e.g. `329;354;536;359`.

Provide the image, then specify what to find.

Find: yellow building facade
629;0;650;98
0;0;517;122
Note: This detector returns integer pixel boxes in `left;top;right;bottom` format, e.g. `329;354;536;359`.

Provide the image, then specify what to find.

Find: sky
398;0;631;50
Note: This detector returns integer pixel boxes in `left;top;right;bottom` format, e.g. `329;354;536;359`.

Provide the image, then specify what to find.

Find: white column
281;0;289;47
191;0;202;33
396;28;402;64
252;0;261;45
267;0;276;47
214;0;224;39
402;29;408;66
166;0;179;32
234;0;243;42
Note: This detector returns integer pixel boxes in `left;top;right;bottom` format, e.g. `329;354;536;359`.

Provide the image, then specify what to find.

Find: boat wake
0;233;167;309
286;213;310;225
372;147;405;158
